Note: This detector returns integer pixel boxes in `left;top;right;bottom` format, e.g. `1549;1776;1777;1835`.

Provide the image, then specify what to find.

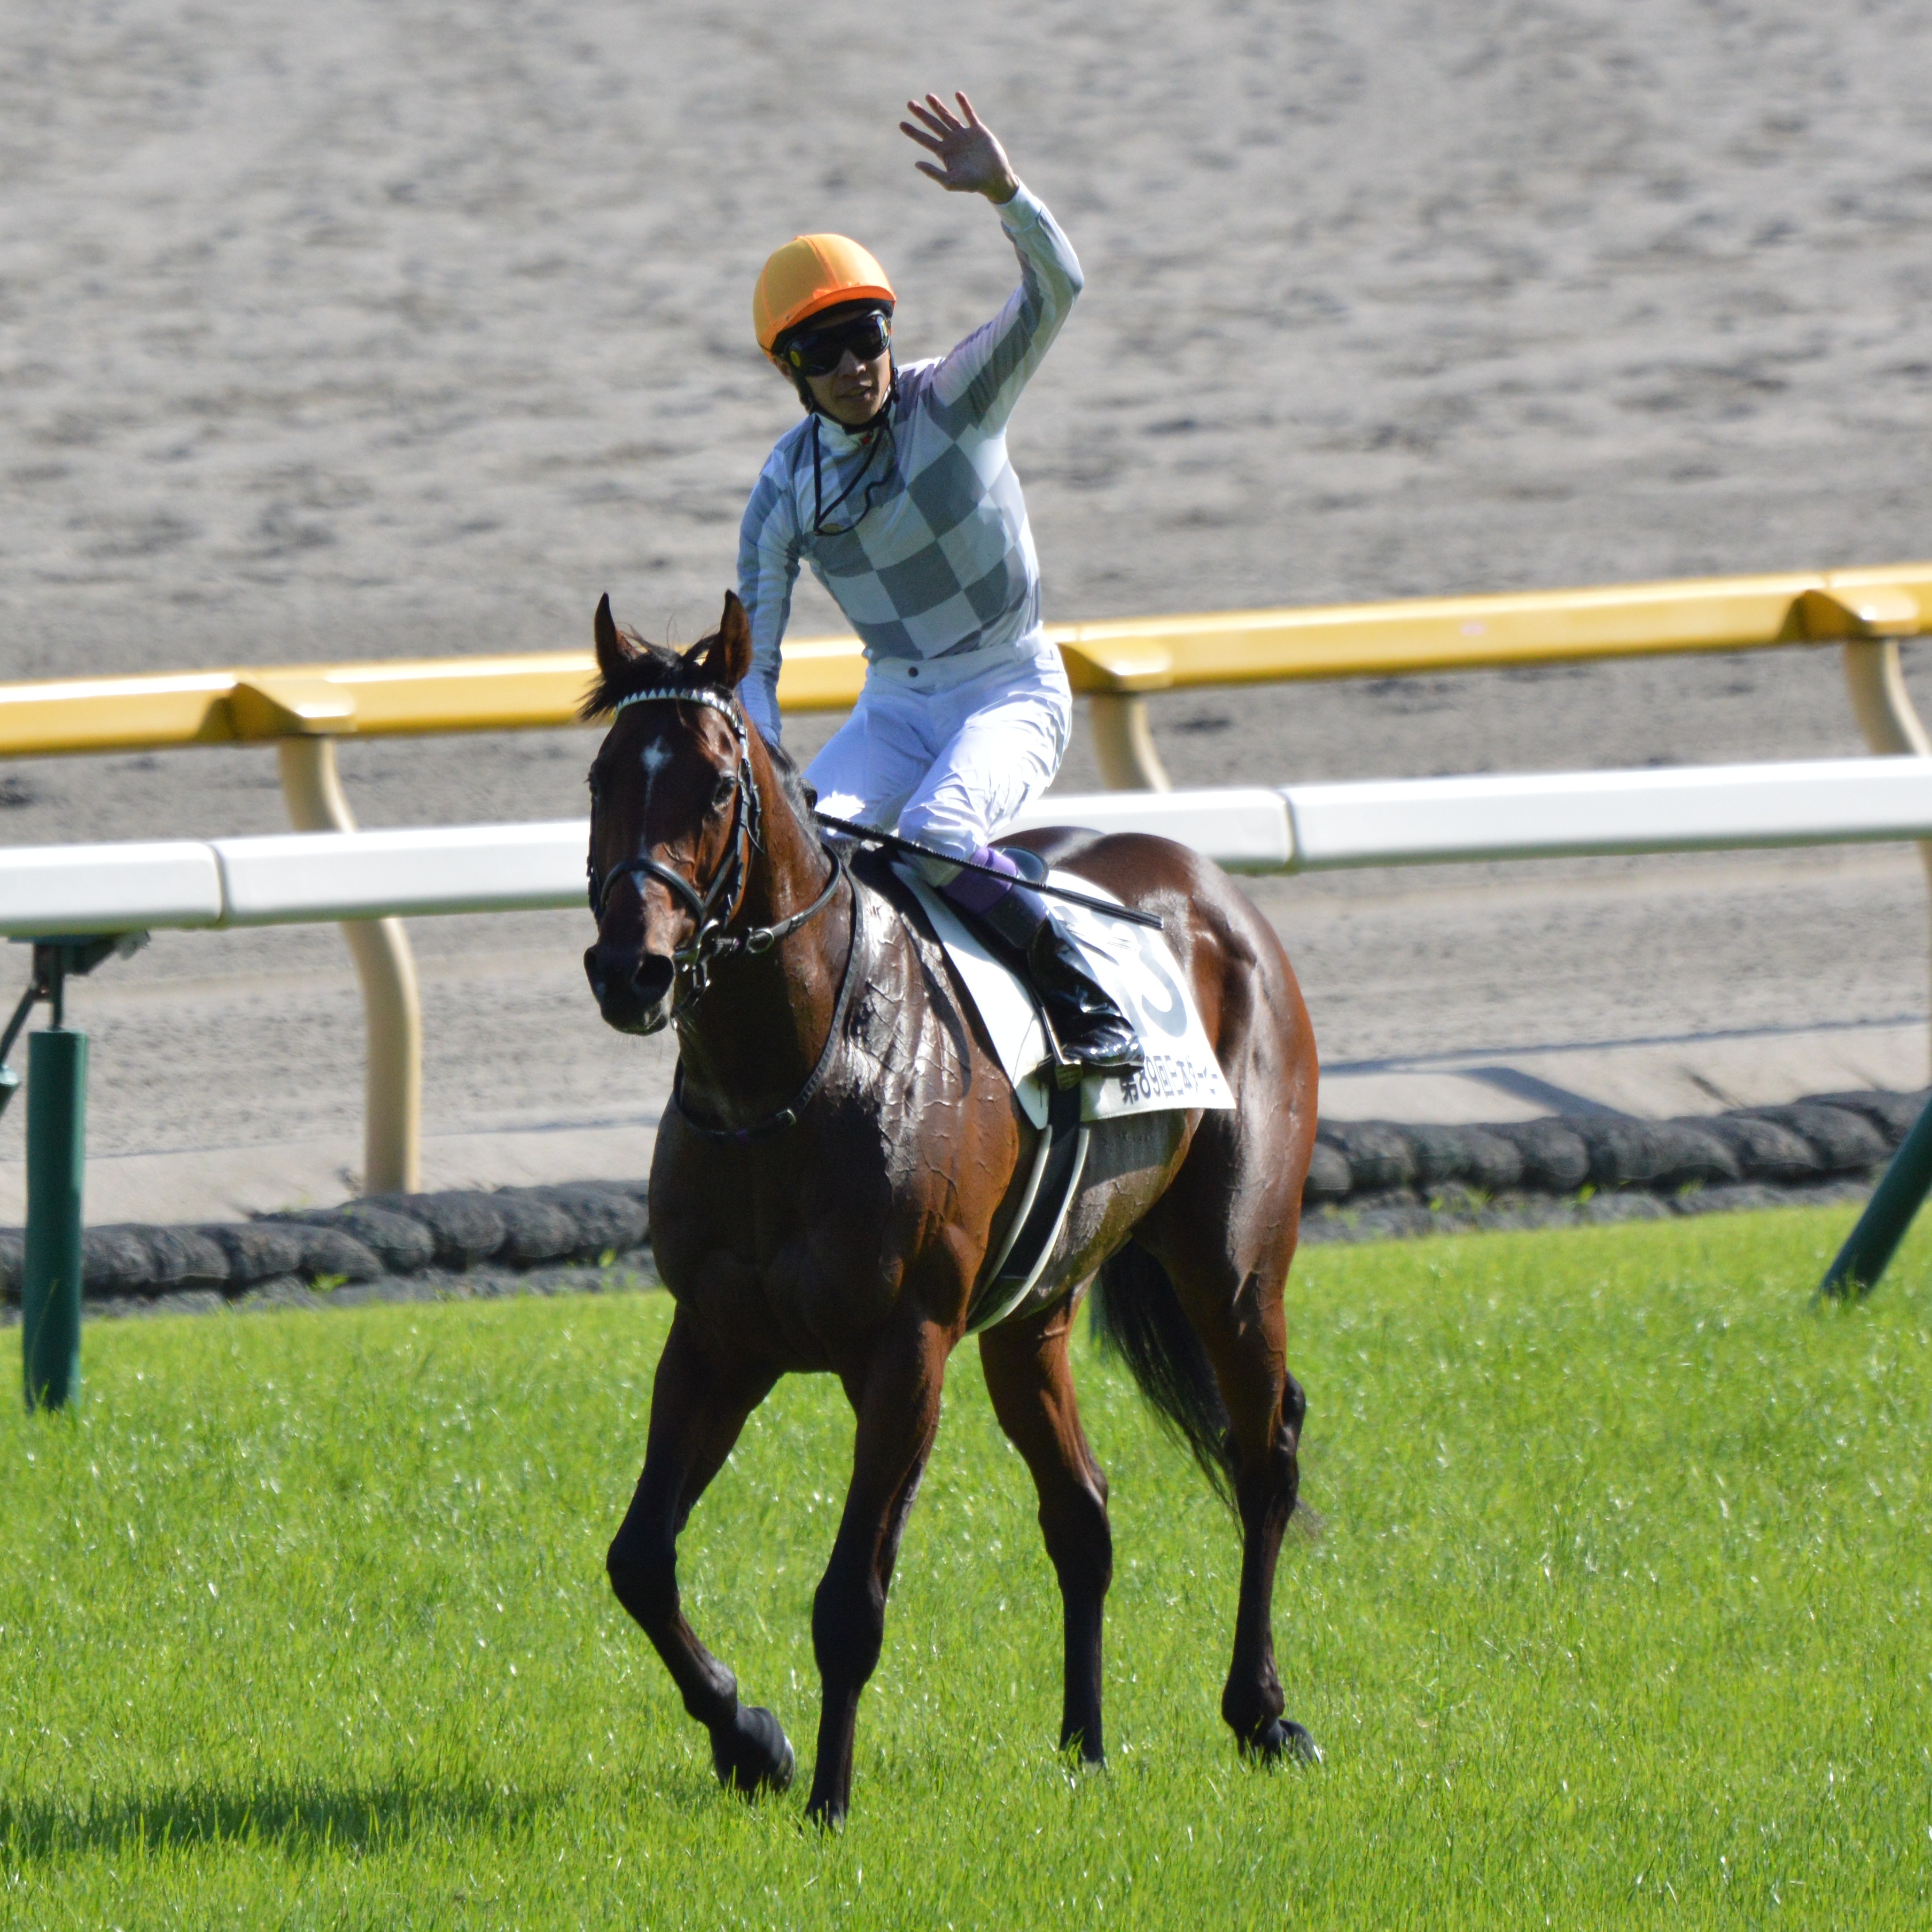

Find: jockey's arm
926;184;1083;437
735;462;803;743
900;88;1083;427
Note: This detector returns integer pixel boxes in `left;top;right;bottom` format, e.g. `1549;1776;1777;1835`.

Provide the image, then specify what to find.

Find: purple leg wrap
939;843;1019;915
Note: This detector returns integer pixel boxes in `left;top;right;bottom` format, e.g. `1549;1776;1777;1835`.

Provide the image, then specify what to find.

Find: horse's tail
1090;1238;1236;1510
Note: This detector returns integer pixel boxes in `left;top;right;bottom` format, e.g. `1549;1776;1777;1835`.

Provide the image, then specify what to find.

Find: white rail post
275;737;423;1195
1818;587;1932;1077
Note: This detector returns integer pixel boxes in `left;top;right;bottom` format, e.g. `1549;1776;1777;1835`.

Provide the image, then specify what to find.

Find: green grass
2;1208;1930;1929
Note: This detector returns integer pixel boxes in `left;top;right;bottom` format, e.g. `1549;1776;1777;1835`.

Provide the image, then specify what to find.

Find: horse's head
582;590;759;1034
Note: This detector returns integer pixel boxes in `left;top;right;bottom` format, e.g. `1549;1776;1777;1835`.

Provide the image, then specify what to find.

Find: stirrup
1037;996;1146;1084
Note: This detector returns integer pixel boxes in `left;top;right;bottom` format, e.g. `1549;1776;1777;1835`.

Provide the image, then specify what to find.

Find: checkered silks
735;185;1082;738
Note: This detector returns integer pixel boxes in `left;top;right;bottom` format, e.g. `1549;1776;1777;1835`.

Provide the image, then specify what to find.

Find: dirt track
5;1;1932;1210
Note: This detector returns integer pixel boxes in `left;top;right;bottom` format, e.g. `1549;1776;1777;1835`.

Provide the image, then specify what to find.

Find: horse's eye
710;770;736;813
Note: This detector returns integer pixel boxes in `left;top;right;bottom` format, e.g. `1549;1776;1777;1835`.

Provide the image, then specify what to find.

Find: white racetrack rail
9;755;1932;936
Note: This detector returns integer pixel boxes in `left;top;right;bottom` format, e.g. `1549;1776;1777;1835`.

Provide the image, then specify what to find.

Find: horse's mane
581;621;821;848
762;737;823;846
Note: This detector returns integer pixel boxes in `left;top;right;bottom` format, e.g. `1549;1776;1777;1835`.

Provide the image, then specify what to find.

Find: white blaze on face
637;738;673;852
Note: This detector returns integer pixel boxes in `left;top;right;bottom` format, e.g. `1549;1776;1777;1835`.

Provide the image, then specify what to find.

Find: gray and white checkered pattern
737;185;1082;742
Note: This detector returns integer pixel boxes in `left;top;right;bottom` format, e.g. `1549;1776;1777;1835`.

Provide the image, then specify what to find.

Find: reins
669;884;864;1144
813;812;1165;930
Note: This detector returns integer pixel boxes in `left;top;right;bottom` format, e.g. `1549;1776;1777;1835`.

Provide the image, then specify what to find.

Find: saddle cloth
898;866;1236;1129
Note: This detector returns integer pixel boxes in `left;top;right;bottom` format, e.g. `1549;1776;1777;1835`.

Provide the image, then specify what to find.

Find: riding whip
813;813;1164;930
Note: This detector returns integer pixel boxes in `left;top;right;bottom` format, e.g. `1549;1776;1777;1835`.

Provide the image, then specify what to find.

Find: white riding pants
805;633;1072;867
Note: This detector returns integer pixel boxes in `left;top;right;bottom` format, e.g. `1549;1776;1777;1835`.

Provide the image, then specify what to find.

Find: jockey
738;92;1142;1078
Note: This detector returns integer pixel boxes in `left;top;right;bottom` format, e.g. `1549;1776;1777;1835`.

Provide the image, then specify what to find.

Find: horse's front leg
807;1315;950;1826
606;1310;789;1794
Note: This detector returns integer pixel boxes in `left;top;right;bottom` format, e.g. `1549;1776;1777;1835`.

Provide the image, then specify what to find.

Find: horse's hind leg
1213;1318;1315;1765
606;1311;790;1794
979;1297;1112;1763
1138;1126;1319;1764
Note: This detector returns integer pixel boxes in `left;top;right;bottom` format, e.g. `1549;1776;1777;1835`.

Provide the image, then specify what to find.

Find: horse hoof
1242;1717;1323;1766
711;1704;796;1795
804;1793;847;1831
1058;1727;1106;1769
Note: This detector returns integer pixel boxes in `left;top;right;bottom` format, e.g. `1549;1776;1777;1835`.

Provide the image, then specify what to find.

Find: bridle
587;684;844;1015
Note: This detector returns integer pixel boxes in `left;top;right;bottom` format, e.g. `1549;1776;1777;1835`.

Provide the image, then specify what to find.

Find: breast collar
587;685;845;1013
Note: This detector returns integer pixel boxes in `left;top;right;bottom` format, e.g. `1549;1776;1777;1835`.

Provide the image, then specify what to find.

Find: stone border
1298;1088;1921;1247
0;1181;651;1306
0;1257;658;1329
1307;1087;1921;1201
1299;1174;1875;1247
0;1089;1921;1306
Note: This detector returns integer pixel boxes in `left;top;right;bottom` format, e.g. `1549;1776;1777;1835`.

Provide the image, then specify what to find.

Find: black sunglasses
784;311;891;378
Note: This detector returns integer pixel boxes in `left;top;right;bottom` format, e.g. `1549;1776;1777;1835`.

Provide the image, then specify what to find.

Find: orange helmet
753;234;895;363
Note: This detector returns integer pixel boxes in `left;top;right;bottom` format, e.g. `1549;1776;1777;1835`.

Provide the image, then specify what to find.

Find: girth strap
965;1077;1090;1335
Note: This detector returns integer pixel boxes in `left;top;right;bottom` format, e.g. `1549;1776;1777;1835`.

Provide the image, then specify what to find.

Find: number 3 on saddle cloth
895;864;1235;1334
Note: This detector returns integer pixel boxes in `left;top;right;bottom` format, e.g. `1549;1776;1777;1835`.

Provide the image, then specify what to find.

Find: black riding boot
971;883;1146;1079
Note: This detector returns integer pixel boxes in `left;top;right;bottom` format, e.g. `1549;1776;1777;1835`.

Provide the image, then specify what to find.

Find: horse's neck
672;744;852;1122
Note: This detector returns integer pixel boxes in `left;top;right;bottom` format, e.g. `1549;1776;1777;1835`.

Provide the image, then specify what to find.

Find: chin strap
808;367;898;536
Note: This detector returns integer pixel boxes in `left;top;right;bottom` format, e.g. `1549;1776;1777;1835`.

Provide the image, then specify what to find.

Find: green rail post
1817;1093;1932;1300
6;935;144;1412
22;1025;87;1410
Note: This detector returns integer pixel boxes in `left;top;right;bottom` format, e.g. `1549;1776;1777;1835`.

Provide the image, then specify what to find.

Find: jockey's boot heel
973;884;1146;1080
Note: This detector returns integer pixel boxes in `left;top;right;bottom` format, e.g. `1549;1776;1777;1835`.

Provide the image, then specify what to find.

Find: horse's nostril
585;945;629;1011
632;955;675;1007
585;942;673;1026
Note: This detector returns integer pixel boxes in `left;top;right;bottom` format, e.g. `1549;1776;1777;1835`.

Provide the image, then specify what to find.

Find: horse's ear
593;593;633;682
698;591;754;691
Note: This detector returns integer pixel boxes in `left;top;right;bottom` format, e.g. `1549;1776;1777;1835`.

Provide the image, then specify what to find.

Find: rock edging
0;1089;1922;1304
1299;1087;1921;1245
1305;1088;1920;1203
0;1181;651;1306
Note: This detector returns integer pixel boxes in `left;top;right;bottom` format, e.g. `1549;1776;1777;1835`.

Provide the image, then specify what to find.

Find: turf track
1;1208;1927;1928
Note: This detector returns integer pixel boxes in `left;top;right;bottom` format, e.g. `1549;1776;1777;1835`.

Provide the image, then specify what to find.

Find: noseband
587;684;844;1012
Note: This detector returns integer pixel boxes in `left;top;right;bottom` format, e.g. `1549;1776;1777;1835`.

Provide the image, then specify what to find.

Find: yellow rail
1055;564;1929;694
7;560;1928;1199
2;563;1926;760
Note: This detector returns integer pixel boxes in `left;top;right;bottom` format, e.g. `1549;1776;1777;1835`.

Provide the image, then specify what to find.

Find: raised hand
899;92;1019;205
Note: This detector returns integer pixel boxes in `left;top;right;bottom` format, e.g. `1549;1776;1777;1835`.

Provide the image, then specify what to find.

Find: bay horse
582;591;1320;1824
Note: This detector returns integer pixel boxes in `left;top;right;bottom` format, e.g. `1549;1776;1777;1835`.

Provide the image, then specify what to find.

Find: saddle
851;848;1232;1331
